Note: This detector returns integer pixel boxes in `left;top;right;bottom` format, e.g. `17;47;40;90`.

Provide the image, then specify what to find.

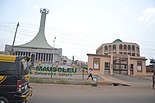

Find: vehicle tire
0;96;9;103
21;100;27;103
23;101;27;103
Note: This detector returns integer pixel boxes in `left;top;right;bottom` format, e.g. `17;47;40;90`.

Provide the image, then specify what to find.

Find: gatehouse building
87;39;147;76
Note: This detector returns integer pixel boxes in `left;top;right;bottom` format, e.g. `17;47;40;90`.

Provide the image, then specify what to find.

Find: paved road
28;83;155;103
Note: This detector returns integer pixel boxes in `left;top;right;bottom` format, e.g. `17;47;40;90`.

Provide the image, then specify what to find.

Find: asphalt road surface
28;83;155;103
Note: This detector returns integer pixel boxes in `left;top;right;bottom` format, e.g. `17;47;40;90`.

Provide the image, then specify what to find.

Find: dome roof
113;39;122;43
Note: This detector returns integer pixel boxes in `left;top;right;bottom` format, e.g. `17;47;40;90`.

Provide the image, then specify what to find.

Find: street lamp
53;37;56;65
11;22;19;55
51;37;56;78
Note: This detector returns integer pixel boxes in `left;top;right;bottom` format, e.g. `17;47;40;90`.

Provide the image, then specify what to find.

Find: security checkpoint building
87;39;147;76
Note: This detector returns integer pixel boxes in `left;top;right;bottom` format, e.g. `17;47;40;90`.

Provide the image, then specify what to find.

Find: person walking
87;68;93;81
152;71;155;89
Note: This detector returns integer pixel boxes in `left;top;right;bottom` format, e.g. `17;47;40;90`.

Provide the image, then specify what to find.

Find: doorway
104;62;110;74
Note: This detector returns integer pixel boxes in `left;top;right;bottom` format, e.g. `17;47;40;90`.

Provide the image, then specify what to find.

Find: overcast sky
0;0;155;64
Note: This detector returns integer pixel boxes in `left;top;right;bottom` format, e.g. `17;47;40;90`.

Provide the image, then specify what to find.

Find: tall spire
19;8;52;49
39;8;49;33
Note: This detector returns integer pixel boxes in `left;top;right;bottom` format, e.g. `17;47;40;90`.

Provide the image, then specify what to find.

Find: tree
150;59;155;73
150;59;155;66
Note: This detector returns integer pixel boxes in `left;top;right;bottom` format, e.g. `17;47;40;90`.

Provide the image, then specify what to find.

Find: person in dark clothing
87;68;93;81
152;71;155;89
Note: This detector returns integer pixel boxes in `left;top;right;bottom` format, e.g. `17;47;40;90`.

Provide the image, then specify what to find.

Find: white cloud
138;7;155;26
32;5;40;10
27;0;31;3
121;6;129;13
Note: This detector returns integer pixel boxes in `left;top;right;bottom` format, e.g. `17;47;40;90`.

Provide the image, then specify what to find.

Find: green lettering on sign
35;66;77;73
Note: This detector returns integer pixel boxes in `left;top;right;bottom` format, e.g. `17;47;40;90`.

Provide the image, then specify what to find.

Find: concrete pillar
43;53;45;62
142;60;146;76
110;54;113;75
101;58;104;75
45;53;47;62
48;54;50;62
127;55;130;75
133;63;136;76
37;53;39;61
116;43;119;54
45;53;48;63
47;54;49;62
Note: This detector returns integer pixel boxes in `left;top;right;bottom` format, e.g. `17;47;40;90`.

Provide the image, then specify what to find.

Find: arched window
136;46;139;53
124;45;127;50
128;45;131;51
113;44;116;50
109;45;111;51
119;44;122;50
132;45;135;51
104;45;108;51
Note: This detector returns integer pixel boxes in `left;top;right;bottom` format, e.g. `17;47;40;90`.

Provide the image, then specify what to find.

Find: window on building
104;46;108;52
113;45;116;51
132;53;135;56
137;61;142;72
105;62;110;70
119;44;122;50
136;46;139;53
93;58;100;70
128;45;131;51
124;45;127;50
109;45;111;51
132;45;135;51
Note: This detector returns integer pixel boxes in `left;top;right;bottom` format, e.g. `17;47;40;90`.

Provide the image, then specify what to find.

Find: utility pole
11;22;19;55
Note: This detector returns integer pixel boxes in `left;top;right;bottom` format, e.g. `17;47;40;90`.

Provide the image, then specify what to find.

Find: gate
113;56;128;75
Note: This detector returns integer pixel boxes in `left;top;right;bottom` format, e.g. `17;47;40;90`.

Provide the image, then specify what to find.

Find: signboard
93;58;100;69
30;66;77;77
